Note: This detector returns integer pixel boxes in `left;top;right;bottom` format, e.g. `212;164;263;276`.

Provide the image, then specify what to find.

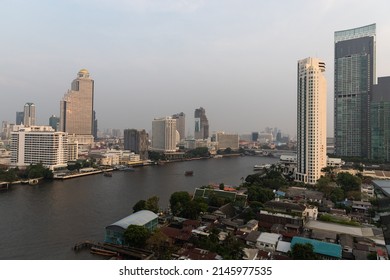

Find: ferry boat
103;172;113;177
184;170;194;176
253;164;271;171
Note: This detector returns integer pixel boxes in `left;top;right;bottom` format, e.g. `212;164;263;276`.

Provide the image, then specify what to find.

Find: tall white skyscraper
151;117;177;152
23;102;36;127
296;57;327;185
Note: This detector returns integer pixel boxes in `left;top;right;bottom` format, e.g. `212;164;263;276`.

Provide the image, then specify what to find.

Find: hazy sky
2;0;390;137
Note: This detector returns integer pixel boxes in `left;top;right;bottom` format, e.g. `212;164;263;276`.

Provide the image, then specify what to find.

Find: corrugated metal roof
108;210;158;229
291;237;342;258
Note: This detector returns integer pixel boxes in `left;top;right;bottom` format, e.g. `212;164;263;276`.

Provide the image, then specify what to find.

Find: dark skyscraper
194;107;209;140
334;24;376;158
16;111;24;125
172;112;186;140
371;76;390;161
124;129;149;160
49;115;60;131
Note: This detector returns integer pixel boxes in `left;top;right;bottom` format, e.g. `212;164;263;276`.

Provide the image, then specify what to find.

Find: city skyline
2;1;390;136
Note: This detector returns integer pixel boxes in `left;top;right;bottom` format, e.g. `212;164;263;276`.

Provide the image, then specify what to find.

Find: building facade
10;126;68;170
172;112;186;141
59;69;94;144
296;57;327;185
23;102;36;127
371;76;390;161
216;132;239;150
334;24;376;158
151;117;177;152
49;115;60;131
16;111;24;125
123;129;149;160
194;107;209;140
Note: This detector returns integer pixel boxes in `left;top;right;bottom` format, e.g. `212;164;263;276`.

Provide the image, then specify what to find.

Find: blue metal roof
291;237;342;259
107;210;158;230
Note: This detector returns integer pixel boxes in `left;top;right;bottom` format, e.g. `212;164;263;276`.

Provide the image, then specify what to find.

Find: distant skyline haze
2;1;390;137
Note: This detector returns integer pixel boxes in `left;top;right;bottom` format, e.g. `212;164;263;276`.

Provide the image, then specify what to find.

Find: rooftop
291;237;342;259
107;210;158;230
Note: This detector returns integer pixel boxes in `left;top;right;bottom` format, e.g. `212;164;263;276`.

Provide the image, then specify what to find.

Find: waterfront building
105;210;158;245
334;24;376;158
371;76;390;161
59;69;94;145
16;111;24;125
194;107;209;140
151;117;177;153
10;126;68;170
23;102;36;127
172;112;186;141
215;132;239;150
124;129;149;160
296;57;327;185
49;115;60;131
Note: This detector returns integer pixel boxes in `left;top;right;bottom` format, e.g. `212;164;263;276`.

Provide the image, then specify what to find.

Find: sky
1;0;390;138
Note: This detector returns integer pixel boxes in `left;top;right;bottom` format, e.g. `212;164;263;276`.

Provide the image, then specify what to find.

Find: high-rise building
251;132;259;142
216;132;239;150
49;115;60;131
10;126;68;170
23;102;36;127
151;117;177;152
334;24;376;158
371;76;390;161
16;111;24;125
194;107;209;140
296;57;327;185
172;112;185;140
124;129;149;160
60;69;94;144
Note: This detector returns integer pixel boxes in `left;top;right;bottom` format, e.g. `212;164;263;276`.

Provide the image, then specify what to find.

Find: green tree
336;172;361;193
170;191;192;216
124;225;151;248
330;187;345;203
145;196;160;213
291;243;317;260
133;200;147;212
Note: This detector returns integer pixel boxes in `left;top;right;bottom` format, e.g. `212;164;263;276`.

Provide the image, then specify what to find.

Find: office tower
216;132;239;150
172;112;185;140
251;132;259;142
334;24;376;158
194;107;209;140
296;57;327;185
371;76;390;161
59;69;94;144
124;129;149;160
10;126;68;170
93;110;98;139
23;102;36;127
49;115;60;131
151;117;177;152
16;112;24;125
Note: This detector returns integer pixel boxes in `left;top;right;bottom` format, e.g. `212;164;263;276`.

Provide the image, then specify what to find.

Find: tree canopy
291;243;317;260
124;225;151;248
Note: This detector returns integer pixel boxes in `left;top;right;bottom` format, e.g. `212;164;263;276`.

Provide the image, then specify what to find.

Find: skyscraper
371;76;390;161
172;112;186;141
49;115;60;131
151;117;177;152
296;57;327;185
124;129;149;160
60;69;94;137
334;24;376;158
16;111;24;125
194;107;209;140
23;102;36;127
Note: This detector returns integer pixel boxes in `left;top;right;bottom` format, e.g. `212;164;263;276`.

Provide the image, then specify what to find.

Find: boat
103;172;112;177
28;178;39;185
120;167;135;172
253;164;271;171
185;171;194;176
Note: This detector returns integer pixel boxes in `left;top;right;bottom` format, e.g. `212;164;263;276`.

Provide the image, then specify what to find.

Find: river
0;156;278;260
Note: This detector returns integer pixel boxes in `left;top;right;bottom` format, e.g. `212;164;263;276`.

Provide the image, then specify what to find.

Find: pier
73;241;154;260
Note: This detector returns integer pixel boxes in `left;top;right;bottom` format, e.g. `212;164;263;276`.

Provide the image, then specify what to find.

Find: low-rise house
245;231;261;248
256;232;282;252
238;219;259;233
176;247;222;260
264;200;318;221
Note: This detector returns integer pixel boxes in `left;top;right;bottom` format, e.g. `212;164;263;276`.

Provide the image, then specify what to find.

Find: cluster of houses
104;183;389;260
